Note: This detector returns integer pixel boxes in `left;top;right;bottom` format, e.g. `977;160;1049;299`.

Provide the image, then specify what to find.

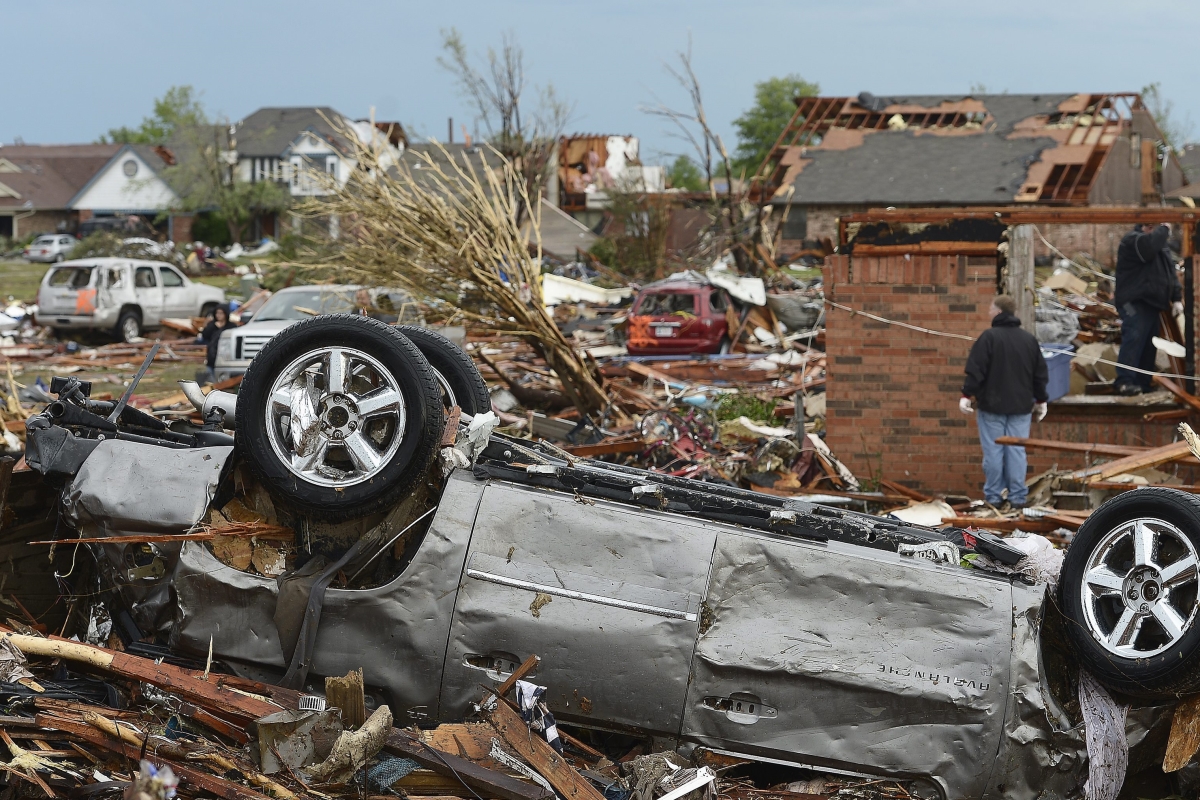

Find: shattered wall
823;253;995;494
823;253;1190;495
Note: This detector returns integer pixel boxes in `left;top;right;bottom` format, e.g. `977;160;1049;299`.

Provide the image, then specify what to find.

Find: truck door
38;265;96;317
440;480;716;735
680;529;1013;796
158;266;191;317
134;265;164;326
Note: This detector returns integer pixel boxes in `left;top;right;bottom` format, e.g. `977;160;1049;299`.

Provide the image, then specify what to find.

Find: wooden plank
878;479;931;503
1153;376;1200;414
384;731;552;800
29;525;294;546
1090;482;1200;493
851;241;999;256
563;437;643;457
1070;440;1194;482
495;654;541;699
623;361;692;389
484;695;606;800
940;516;1062;533
994;436;1144;457
34;715;275;800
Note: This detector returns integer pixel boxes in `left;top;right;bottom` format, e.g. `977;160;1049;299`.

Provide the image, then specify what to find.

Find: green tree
100;86;207;145
162;120;291;244
666;154;706;191
732;74;819;176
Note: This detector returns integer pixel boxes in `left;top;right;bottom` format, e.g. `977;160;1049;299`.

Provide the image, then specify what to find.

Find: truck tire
117;311;141;343
396;325;492;416
1060;487;1200;697
235;315;445;521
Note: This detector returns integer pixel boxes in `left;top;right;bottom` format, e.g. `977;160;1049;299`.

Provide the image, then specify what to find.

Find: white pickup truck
35;257;226;342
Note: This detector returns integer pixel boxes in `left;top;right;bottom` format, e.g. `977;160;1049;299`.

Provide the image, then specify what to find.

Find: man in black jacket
960;295;1049;508
1114;223;1182;395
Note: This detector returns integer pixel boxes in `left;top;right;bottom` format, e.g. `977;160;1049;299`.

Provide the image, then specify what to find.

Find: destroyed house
763;93;1190;258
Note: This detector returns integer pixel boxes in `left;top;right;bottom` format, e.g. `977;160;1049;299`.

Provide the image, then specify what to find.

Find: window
135;267;157;288
709;289;728;313
59;237;71;245
326;156;338;177
781;208;808;241
107;268;124;289
636;292;697;316
47;267;94;289
159;267;184;287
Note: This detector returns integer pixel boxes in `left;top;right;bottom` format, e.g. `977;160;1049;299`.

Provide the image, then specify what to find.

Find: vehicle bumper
34;313;115;330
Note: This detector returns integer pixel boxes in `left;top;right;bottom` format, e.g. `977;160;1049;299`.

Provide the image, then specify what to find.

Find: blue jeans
1116;300;1159;391
976;410;1031;506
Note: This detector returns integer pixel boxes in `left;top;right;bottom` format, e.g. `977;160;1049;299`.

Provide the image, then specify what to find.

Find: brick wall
11;210;76;239
824;253;996;495
823;252;1188;496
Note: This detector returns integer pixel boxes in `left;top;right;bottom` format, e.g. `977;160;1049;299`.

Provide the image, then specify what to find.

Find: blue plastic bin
1041;343;1074;402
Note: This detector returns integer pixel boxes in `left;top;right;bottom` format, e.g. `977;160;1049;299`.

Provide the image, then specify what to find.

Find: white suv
35;257;226;341
23;234;77;263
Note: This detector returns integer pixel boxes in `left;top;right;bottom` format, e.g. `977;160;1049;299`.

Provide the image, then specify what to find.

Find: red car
626;277;731;355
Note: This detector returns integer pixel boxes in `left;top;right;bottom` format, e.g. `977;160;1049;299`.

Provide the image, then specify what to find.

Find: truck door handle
701;693;778;725
462;652;525;682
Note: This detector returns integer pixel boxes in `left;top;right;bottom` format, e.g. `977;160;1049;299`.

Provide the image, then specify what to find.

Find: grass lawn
0;260;49;304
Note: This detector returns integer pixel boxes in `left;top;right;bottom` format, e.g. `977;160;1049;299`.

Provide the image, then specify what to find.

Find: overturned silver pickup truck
23;315;1200;799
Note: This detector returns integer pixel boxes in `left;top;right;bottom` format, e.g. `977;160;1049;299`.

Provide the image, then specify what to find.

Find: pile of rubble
0;634;915;800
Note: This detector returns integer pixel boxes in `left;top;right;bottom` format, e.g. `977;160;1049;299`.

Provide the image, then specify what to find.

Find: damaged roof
767;92;1182;206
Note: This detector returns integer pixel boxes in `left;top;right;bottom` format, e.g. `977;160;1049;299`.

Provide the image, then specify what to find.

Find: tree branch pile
301;133;610;416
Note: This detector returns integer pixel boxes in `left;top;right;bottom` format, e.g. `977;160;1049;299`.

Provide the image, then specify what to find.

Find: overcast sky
6;0;1199;162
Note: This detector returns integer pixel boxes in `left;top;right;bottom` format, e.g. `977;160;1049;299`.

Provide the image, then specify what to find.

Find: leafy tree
101;86;207;145
666;154;706;191
162;122;291;244
731;74;819;176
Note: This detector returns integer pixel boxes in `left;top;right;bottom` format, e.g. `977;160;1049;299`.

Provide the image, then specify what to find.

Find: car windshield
251;288;359;321
34;237;55;245
637;292;697;316
46;267;94;289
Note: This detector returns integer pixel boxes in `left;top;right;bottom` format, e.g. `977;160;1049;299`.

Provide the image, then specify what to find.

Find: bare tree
642;38;774;275
439;29;573;221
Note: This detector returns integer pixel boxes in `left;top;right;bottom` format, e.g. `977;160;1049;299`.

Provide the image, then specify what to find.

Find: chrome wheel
264;346;407;488
1081;517;1200;658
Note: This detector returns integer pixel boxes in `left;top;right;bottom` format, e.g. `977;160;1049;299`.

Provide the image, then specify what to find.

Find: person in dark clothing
1114;223;1183;395
960;295;1049;508
197;305;236;384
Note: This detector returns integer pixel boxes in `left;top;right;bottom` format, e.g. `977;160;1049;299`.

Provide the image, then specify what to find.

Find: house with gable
0;143;182;241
